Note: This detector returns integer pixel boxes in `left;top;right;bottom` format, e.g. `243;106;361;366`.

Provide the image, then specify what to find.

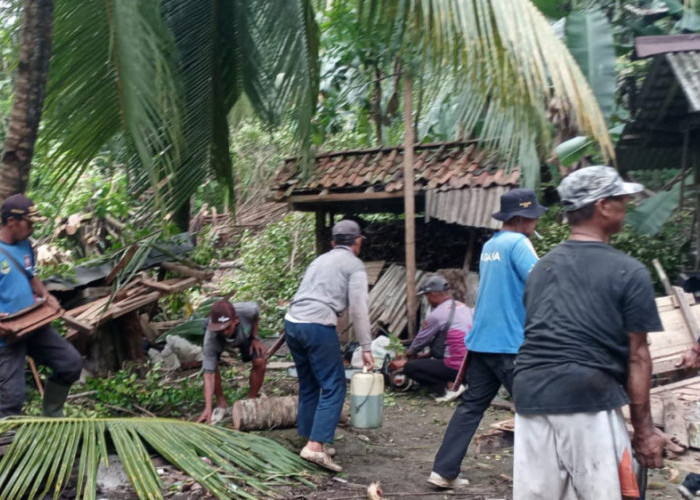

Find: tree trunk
232;395;298;431
0;0;54;202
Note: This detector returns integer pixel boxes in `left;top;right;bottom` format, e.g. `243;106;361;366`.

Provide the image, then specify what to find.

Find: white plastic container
350;370;384;429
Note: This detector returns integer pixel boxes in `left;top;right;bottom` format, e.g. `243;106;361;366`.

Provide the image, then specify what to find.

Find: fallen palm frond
0;417;317;500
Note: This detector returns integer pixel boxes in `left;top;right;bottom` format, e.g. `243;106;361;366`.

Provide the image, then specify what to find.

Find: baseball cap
208;300;237;332
492;188;548;222
1;194;45;223
558;166;643;212
332;219;364;241
417;275;449;296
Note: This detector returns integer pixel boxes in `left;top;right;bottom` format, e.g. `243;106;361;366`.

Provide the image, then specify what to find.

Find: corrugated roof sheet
425;187;509;230
668;51;700;113
616;48;700;172
272;141;519;198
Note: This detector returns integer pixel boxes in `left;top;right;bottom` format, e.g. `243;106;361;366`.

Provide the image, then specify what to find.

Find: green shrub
220;213;315;336
533;209;689;294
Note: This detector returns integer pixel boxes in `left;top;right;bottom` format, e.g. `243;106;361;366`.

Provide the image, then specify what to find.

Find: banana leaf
626;183;681;236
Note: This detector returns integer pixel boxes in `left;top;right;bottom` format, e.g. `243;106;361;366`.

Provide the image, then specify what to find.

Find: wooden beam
160;262;212;281
404;72;418;338
287;191;407;204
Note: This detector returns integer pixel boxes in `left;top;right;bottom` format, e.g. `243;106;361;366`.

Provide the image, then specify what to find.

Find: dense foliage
533;209;690;293
220;213;316;336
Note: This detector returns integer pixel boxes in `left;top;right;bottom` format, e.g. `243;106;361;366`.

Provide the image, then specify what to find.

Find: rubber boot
42;380;71;417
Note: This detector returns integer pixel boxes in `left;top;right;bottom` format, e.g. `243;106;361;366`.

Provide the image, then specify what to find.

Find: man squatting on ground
396;274;471;400
197;300;267;424
285;219;374;472
512;166;681;499
428;188;547;489
0;194;82;417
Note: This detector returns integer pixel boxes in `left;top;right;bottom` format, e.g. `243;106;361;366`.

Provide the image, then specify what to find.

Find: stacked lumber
649;293;699;375
62;271;201;339
366;264;427;336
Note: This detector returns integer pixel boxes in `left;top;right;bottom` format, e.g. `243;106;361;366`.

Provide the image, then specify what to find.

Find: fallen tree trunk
232;396;298;431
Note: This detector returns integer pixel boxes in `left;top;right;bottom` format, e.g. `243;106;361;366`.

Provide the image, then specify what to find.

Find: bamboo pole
403;72;417;338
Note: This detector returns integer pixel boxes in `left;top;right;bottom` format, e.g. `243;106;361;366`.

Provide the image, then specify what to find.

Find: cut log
663;395;689;451
232;395;298;431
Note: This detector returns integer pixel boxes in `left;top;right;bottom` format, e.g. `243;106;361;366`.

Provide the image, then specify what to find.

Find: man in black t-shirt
512;166;679;499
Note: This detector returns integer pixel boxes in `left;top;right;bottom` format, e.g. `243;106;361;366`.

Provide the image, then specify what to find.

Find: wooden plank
652;375;700;395
664;395;689;449
160;262;212;281
364;261;385;286
287;191;406;204
62;314;94;335
109;291;161;319
675;285;700;342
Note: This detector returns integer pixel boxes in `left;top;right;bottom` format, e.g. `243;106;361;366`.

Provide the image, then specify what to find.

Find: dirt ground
256;380;690;500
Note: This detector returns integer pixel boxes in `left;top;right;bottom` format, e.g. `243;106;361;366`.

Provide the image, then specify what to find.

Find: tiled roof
272;141;519;199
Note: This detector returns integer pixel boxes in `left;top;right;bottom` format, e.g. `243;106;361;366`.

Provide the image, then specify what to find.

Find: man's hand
632;428;666;468
197;407;213;424
43;293;61;309
197;405;227;424
362;351;374;371
249;338;267;358
675;344;700;370
654;427;686;455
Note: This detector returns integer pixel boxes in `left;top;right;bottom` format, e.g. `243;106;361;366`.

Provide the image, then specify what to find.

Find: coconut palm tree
0;0;53;202
0;2;613;495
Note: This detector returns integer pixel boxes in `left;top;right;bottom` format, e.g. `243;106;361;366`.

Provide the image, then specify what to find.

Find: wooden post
315;211;326;255
403;72;417;338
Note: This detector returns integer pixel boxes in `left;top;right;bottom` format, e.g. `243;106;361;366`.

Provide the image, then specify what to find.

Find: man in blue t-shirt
428;188;546;489
0;194;82;417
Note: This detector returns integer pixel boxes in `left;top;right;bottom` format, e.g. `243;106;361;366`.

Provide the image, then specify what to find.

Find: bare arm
627;332;664;468
249;317;266;358
197;366;227;423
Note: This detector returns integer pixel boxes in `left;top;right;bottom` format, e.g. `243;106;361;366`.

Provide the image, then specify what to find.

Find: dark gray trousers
0;325;82;417
432;352;516;479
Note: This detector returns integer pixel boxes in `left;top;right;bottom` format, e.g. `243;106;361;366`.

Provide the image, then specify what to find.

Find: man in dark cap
0;194;82;417
393;274;472;400
428;188;546;489
197;299;267;423
285;219;373;472
512;166;680;498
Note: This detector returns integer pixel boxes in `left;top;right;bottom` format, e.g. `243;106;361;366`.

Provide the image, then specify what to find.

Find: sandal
300;446;342;472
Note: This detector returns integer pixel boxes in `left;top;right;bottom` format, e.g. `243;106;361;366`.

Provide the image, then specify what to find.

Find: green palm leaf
0;417;316;500
360;0;613;187
40;0;182;213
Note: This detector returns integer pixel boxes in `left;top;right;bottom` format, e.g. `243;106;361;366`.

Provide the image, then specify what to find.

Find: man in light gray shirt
285;219;373;472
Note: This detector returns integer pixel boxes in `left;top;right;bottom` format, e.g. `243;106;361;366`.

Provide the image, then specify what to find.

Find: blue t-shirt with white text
466;231;538;354
0;240;36;347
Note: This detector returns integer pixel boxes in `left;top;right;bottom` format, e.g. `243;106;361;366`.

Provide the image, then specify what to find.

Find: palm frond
40;0;183;214
0;417;316;500
360;0;613;186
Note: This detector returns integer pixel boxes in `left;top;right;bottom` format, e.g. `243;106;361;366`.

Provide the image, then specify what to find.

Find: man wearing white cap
512;166;678;498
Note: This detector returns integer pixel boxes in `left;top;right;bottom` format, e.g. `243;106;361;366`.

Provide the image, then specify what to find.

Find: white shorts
513;409;640;500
